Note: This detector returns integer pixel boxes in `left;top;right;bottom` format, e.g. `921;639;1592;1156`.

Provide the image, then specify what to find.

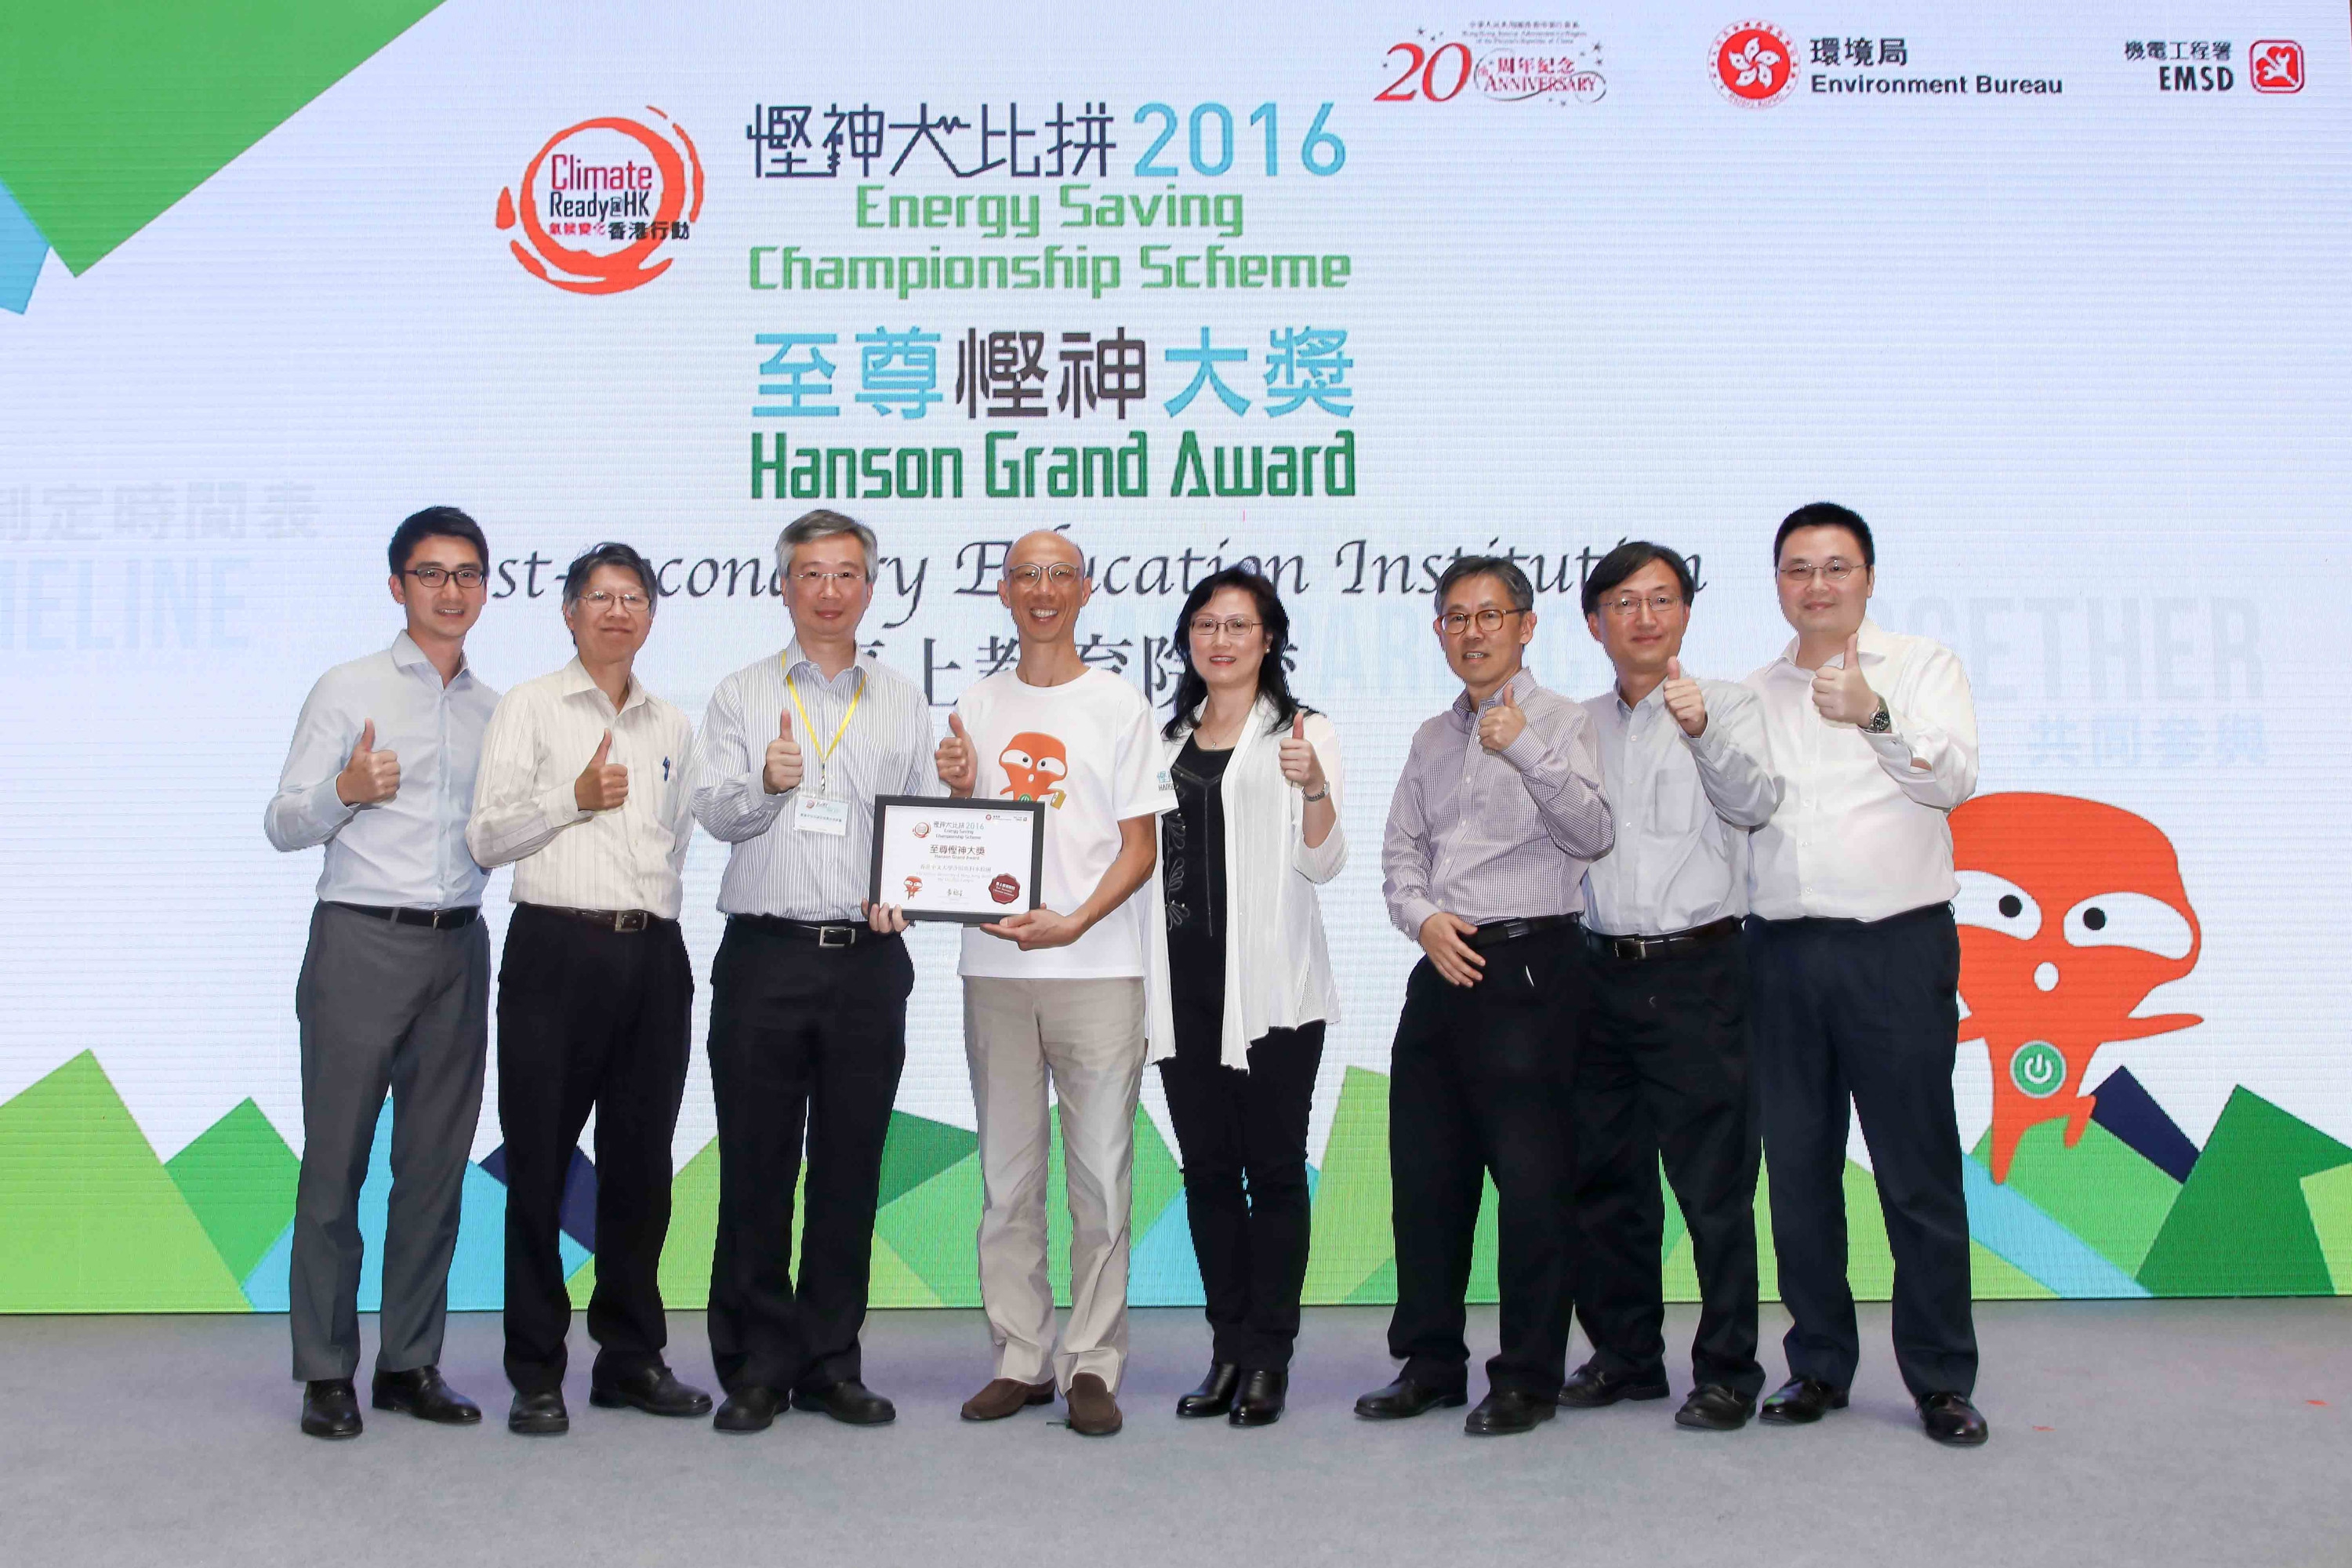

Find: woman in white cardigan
1144;567;1344;1428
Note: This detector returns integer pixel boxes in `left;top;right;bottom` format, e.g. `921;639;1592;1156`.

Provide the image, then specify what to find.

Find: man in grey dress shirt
1362;554;1614;1436
263;506;499;1439
689;510;936;1433
1564;542;1780;1431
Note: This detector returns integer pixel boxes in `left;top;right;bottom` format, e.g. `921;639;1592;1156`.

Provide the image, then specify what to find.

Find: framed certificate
868;795;1047;924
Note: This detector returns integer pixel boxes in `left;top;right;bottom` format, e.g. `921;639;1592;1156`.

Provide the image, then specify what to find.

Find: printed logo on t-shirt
1000;730;1069;808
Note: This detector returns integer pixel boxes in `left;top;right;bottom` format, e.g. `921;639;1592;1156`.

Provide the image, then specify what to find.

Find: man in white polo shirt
935;529;1174;1438
1744;503;1987;1447
466;541;707;1438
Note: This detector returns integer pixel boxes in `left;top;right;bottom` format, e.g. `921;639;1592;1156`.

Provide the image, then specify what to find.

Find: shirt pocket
1649;759;1705;837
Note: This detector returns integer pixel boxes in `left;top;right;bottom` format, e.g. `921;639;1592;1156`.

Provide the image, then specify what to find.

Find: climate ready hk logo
497;107;705;294
1713;20;1797;107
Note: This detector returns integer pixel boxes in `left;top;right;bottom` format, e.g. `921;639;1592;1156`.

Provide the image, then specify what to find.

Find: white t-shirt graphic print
954;668;1177;980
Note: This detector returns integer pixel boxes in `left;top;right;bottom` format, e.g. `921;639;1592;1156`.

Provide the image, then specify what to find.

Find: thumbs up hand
763;709;804;795
1276;711;1327;793
1477;686;1527;754
574;730;630;812
936;710;977;797
335;719;401;805
1810;633;1882;727
1661;657;1709;738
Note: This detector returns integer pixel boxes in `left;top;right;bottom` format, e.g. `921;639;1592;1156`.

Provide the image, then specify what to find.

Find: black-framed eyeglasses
402;564;487;589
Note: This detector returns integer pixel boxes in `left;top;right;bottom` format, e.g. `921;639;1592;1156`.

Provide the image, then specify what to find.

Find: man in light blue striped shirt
688;508;936;1433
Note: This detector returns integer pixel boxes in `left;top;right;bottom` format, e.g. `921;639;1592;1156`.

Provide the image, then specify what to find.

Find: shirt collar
1613;679;1666;717
1774;617;1889;673
782;638;868;689
390;630;470;685
1454;666;1538;719
558;653;648;714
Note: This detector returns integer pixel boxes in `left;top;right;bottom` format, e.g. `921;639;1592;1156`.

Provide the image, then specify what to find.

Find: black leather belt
734;914;893;949
329;902;479;930
1585;915;1742;962
1466;913;1581;950
524;903;666;934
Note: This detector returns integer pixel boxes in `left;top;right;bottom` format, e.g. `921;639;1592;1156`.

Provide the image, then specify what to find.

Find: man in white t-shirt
935;529;1174;1438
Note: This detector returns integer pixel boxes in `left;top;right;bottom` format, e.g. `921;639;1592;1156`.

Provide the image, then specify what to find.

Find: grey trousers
963;976;1145;1392
290;902;489;1382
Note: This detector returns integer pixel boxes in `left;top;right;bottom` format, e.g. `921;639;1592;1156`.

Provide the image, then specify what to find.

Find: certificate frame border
868;794;1047;925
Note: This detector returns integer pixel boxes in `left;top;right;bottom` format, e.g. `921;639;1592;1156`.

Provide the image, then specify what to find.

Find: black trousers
1749;906;1977;1400
1156;1022;1324;1371
1570;931;1762;1399
497;905;692;1395
1387;925;1583;1398
706;919;911;1396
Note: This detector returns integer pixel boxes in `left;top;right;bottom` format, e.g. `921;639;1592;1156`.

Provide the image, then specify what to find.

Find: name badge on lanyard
786;659;865;838
794;793;851;837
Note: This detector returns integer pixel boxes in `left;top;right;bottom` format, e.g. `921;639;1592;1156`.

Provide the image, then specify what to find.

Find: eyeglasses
1600;592;1682;619
1006;563;1083;586
1436;608;1527;636
402;564;486;589
1187;616;1263;641
579;589;649;614
790;568;866;588
1778;559;1860;586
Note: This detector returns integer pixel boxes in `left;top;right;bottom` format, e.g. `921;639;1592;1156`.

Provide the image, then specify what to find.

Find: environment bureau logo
497;107;705;294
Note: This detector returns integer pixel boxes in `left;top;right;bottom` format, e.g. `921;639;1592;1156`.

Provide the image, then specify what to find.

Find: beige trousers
962;975;1146;1392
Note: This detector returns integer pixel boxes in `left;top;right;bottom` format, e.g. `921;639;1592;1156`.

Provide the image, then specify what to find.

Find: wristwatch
1863;697;1893;734
1301;786;1330;802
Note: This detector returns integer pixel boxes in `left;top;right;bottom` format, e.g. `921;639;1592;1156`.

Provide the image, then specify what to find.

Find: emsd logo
497;107;705;295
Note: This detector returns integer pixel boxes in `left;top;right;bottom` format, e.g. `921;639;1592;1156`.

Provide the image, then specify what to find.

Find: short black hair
387;506;487;575
1773;502;1875;568
561;541;659;613
1434;554;1534;613
1581;541;1697;617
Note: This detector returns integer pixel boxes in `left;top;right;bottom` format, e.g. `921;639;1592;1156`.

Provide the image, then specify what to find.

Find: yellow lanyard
784;659;865;793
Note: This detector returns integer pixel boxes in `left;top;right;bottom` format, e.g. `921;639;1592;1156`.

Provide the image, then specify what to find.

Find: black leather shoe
792;1379;896;1425
589;1364;713;1417
1464;1388;1558;1436
1759;1376;1849;1425
507;1388;569;1437
1918;1392;1990;1446
1177;1363;1240;1418
371;1365;481;1425
713;1386;782;1434
300;1378;362;1439
1674;1384;1755;1431
1557;1359;1671;1408
1354;1375;1468;1420
1229;1369;1287;1428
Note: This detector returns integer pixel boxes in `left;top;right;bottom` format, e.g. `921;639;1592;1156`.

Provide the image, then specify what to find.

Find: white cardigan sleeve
1290;710;1346;884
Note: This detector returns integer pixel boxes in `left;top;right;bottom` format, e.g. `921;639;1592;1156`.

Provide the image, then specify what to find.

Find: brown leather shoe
960;1377;1057;1421
1065;1374;1122;1437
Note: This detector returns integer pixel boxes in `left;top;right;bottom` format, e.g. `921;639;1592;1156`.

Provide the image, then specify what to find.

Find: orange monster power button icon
497;107;704;294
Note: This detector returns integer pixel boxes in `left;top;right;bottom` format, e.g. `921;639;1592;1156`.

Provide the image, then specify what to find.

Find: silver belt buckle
614;909;648;934
818;924;853;949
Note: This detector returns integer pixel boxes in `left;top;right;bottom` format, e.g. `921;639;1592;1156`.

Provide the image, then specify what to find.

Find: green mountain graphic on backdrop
5;1052;2351;1312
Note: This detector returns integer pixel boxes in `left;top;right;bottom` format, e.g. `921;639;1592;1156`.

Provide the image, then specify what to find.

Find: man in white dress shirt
689;510;935;1433
934;529;1175;1438
1744;503;1988;1446
265;506;499;1440
1566;542;1780;1432
466;542;708;1436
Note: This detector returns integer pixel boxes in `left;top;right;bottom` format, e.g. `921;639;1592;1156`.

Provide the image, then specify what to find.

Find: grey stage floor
4;1301;2348;1568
